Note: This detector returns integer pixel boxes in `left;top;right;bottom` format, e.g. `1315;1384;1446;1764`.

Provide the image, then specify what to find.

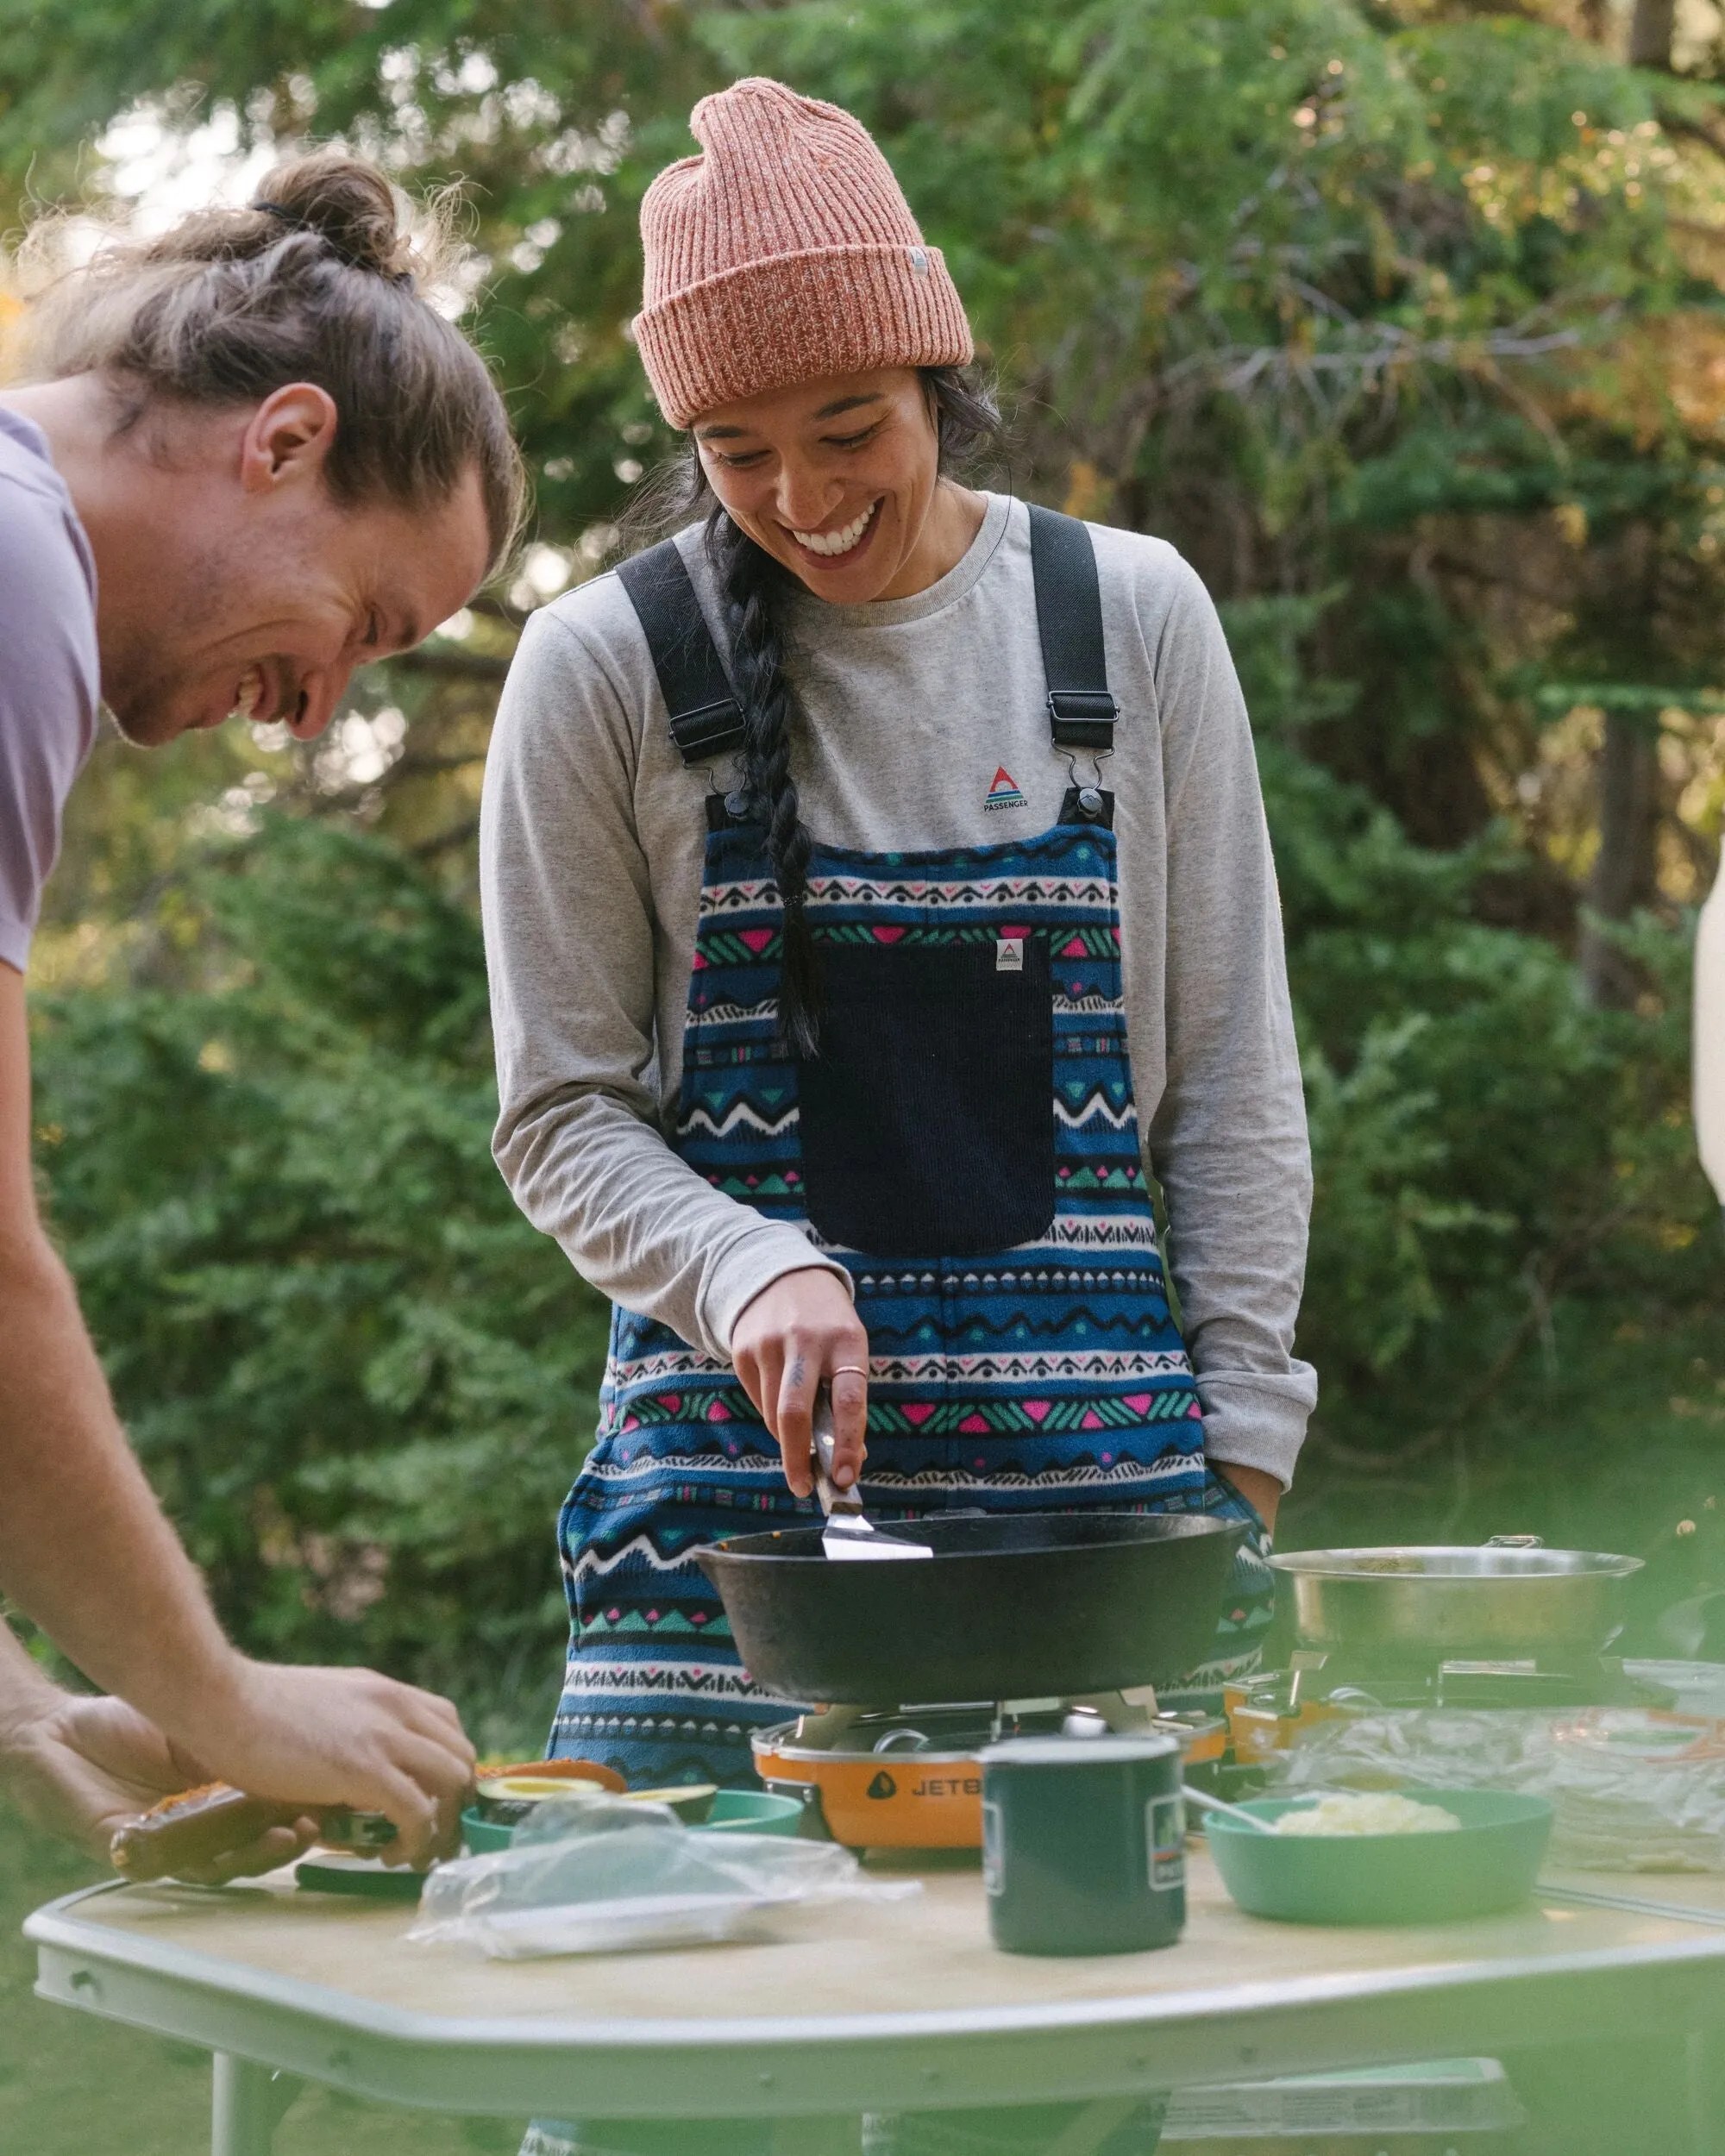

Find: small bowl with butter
1201;1788;1554;1925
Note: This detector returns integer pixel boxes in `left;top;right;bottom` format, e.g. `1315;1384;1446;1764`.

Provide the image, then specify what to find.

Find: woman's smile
787;498;880;561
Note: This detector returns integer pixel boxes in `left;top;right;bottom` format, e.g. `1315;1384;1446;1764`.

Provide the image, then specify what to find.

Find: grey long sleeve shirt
481;492;1317;1488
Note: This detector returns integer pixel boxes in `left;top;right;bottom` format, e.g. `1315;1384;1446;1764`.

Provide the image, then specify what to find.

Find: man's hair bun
250;152;416;285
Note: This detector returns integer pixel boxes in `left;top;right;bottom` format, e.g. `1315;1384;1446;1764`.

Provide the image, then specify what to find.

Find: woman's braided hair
714;522;825;1055
628;366;1007;1056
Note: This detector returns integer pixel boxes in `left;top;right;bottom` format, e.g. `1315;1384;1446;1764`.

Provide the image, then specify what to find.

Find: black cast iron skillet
695;1511;1246;1705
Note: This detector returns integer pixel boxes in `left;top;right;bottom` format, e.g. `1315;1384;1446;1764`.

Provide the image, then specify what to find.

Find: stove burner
1288;1650;1675;1714
787;1695;1155;1755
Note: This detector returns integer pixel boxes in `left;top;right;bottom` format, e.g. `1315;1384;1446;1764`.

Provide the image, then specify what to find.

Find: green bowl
1203;1789;1554;1926
461;1808;515;1854
699;1789;806;1835
460;1788;804;1855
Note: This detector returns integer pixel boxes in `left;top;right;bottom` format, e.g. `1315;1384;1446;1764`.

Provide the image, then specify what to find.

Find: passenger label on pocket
996;936;1024;972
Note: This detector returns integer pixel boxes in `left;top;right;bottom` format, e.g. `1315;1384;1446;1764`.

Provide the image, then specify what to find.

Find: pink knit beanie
635;78;973;428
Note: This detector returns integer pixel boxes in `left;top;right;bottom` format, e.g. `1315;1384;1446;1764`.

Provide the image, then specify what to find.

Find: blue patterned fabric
550;817;1271;1788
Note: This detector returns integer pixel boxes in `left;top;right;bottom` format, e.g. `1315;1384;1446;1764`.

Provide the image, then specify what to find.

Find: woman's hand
1219;1463;1282;1536
731;1268;869;1498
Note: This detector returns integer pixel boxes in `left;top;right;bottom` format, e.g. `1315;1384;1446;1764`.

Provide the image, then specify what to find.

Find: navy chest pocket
796;937;1056;1259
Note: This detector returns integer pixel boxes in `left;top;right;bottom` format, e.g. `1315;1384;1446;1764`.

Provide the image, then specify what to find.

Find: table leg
1686;2028;1725;2156
1045;2102;1146;2156
211;2053;303;2156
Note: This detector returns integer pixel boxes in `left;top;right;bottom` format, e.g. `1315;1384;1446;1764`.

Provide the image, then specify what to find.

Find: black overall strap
617;539;746;768
1026;504;1118;753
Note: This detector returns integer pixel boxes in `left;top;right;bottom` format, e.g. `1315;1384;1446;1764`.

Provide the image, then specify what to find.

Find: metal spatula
812;1385;932;1563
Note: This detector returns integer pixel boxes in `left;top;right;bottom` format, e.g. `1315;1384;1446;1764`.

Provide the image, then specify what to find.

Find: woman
483;78;1316;1790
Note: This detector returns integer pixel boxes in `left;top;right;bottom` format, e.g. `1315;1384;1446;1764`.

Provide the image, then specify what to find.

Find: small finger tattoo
789;1357;806;1388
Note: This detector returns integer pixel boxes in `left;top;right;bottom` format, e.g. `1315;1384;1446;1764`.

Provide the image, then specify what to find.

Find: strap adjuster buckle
1047;688;1118;750
669;698;747;762
1046;691;1118;724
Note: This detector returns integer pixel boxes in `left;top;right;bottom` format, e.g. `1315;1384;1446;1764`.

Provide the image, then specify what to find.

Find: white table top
28;1853;1725;2121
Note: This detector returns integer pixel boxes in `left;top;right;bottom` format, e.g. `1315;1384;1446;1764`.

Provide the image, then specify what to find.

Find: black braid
710;511;825;1057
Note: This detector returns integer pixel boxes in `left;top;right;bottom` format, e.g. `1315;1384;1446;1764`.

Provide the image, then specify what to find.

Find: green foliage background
8;0;1725;1728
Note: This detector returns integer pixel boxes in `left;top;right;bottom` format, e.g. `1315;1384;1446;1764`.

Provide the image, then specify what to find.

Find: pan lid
1269;1545;1642;1579
981;1733;1182;1768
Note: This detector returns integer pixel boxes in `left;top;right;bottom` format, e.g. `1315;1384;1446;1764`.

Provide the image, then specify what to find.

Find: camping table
25;1852;1725;2155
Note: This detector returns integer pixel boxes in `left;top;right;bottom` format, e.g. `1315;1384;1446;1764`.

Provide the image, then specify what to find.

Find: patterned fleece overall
549;509;1273;1789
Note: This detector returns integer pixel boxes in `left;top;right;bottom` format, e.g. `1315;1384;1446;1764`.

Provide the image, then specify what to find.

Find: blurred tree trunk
1581;712;1661;1006
1629;0;1677;67
1579;514;1664;1009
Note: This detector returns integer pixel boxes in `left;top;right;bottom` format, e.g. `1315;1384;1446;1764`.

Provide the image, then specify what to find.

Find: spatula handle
811;1382;860;1517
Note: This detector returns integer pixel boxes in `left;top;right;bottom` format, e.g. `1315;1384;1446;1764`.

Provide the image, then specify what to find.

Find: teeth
231;666;265;721
792;501;878;558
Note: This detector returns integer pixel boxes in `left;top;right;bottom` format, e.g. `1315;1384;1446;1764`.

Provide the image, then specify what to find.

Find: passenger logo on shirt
983;766;1026;812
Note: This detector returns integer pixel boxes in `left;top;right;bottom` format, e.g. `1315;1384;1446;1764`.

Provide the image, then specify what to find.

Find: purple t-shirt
0;407;98;973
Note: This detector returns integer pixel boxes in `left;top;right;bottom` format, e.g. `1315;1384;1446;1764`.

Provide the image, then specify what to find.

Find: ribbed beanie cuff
637;78;973;428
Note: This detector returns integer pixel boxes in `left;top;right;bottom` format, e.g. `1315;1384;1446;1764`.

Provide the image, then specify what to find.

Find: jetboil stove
753;1692;1225;1848
1227;1649;1676;1768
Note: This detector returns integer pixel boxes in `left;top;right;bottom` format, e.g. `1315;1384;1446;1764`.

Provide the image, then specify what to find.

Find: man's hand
0;1620;475;1874
180;1658;476;1868
2;1685;317;1880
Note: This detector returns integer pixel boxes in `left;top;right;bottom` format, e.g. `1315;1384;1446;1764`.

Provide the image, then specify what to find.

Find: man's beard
103;536;248;746
107;673;190;747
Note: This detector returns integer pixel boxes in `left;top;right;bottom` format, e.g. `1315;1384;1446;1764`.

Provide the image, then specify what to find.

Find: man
0;149;524;1871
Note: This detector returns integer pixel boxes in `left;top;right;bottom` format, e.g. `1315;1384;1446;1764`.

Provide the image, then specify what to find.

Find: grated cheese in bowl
1272;1792;1461;1838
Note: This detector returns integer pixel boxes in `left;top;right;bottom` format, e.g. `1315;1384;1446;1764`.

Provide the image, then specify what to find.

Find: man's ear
239;383;339;496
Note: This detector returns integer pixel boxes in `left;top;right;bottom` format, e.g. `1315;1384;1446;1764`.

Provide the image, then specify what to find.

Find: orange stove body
752;1710;1225;1849
755;1733;983;1848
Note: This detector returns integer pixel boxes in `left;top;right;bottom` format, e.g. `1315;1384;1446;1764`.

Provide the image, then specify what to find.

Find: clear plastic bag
408;1790;919;1958
1267;1707;1725;1871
